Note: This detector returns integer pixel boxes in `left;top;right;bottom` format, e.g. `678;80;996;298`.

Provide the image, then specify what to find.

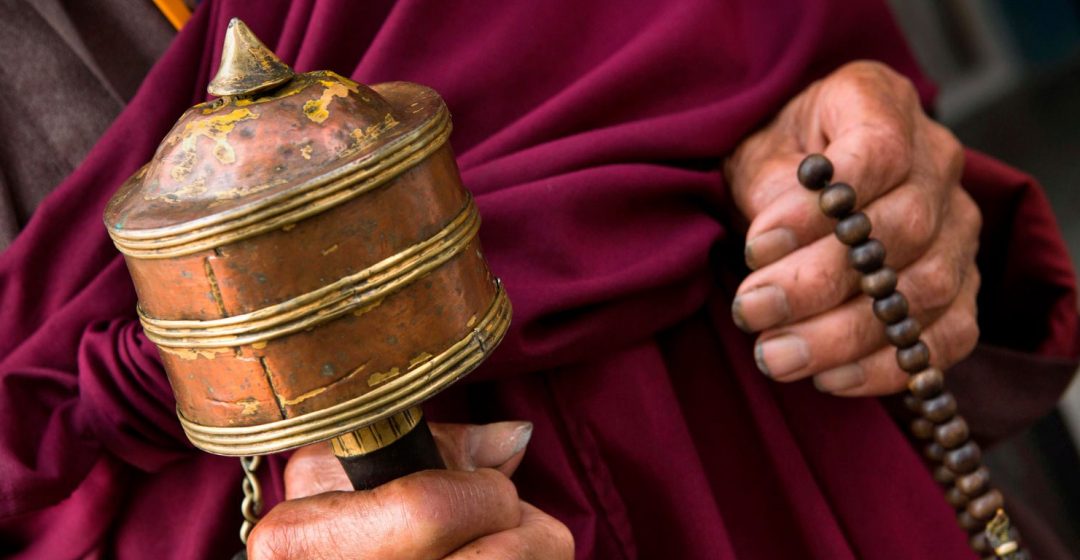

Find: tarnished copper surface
104;19;510;456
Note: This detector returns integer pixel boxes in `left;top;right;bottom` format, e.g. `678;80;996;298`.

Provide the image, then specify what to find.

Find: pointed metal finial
207;18;294;97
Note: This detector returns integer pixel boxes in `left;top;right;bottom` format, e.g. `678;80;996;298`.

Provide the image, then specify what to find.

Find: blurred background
888;0;1080;553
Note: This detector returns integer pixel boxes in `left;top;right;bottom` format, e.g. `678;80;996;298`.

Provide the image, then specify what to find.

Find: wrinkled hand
726;61;981;397
247;421;574;560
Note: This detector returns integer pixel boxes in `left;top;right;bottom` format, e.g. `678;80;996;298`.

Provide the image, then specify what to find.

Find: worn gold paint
239;398;260;416
465;315;478;328
366;367;400;387
159;345;232;360
168;108;259;182
321;244;338;256
408;352;433;369
352;298;382;317
281;362;367;406
300;144;313;160
302;80;357;124
251;341;267;349
349;113;401;151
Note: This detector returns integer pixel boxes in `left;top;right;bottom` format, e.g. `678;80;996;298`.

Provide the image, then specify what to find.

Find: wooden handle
331;408;445;490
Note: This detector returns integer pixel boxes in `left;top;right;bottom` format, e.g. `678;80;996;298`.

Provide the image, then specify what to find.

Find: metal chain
239;455;264;546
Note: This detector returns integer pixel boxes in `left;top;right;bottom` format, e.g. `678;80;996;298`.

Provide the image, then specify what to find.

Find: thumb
432;421;534;476
284;420;533;499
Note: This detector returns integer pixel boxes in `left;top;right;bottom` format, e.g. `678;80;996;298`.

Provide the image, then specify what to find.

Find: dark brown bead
910;417;934;439
934;417;970;449
835;212;872;245
861;267;897;299
946;486;969;508
819;182;857;217
907;368;945;399
957;511;981;531
944;441;982;474
797;154;833;190
970;533;991;554
873;292;909;325
957;467;991;497
933;465;955;484
967;489;1004;522
849;239;886;273
897;341;930;373
921;392;957;423
924;442;945;462
885;317;921;348
903;393;923;414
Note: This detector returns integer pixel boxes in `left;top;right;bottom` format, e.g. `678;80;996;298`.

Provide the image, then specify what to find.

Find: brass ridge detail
330;407;423;457
140;198;481;348
109;105;451;258
178;283;511;456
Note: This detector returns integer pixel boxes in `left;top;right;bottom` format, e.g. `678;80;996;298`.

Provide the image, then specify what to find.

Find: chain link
239;455;264;545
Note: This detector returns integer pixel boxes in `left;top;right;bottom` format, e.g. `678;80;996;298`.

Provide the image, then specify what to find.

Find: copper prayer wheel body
103;20;510;456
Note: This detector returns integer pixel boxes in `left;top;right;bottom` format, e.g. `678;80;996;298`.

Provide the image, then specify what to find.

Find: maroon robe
0;1;1077;559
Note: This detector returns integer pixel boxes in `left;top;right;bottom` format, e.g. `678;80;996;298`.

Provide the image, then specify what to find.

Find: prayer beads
796;154;1027;560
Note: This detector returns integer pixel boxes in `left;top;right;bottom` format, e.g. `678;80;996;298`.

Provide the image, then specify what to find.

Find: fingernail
732;285;790;332
755;334;809;378
466;421;533;470
813;364;866;393
745;228;798;270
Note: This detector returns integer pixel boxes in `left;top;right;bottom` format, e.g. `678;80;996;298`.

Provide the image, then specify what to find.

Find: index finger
743;63;920;263
250;468;522;560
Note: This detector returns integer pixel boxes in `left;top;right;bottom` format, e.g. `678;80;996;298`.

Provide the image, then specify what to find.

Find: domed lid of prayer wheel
104;18;450;258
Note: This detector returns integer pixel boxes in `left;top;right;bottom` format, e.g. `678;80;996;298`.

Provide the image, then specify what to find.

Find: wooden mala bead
903;393;924;414
908;368;945;399
957;467;991;498
946;486;970;508
849;239;886;272
897;341;931;373
885;316;921;348
944;441;983;474
934;417;970;449
835;212;871;245
967;489;1004;522
872;292;909;324
924;442;946;462
820;183;857;218
861;267;897;298
921;392;957;423
910;417;934;440
958;511;982;531
797;153;833;190
933;464;956;485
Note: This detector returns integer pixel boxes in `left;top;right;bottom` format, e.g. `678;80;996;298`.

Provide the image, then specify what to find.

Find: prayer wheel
103;19;511;492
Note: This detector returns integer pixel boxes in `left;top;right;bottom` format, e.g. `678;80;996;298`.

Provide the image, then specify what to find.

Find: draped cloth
1;1;1077;558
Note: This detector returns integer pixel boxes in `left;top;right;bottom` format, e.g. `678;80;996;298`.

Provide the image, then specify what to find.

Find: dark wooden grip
336;416;446;490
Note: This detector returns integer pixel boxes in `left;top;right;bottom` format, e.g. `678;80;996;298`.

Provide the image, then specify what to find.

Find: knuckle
936;311;980;368
548;518;576;559
909;255;961;315
865;124;913;165
896;190;938;250
380;476;455;538
955;189;983;240
247;514;297;560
